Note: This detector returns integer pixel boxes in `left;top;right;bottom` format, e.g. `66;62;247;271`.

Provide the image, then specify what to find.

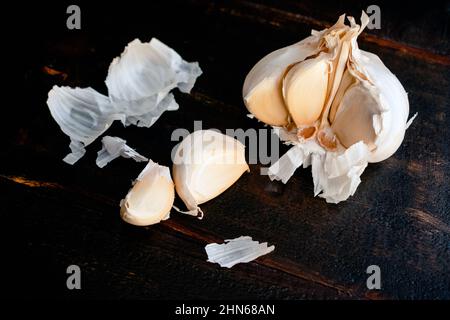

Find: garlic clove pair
242;37;320;126
173;130;249;217
121;130;249;225
120;160;175;226
242;14;351;128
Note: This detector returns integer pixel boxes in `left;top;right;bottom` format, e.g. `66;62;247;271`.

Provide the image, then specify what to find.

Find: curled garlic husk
172;130;249;217
47;38;202;165
96;136;148;168
243;13;415;203
120;160;175;226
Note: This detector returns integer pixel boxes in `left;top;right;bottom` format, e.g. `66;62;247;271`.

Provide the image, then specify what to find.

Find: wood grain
5;0;450;299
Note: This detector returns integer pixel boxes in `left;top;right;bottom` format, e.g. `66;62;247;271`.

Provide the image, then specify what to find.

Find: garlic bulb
243;13;415;203
120;160;175;226
172;130;249;217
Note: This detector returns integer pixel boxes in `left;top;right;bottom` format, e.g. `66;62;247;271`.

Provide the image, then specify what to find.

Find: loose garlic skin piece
120;161;175;226
173;130;249;217
243;13;413;203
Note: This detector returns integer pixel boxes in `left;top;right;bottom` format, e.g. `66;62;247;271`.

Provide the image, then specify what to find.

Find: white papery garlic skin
172;130;249;217
96;136;148;168
47;38;202;164
243;13;414;203
205;236;275;268
120;160;175;226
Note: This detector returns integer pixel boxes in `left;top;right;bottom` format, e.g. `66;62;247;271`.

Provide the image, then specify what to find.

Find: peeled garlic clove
283;54;329;126
173;130;249;217
120;160;174;226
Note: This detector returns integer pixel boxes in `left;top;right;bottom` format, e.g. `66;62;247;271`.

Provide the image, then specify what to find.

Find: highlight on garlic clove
172;130;249;218
120;160;175;226
244;12;416;203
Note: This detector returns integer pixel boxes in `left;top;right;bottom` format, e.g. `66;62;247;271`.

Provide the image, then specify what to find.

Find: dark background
3;0;449;299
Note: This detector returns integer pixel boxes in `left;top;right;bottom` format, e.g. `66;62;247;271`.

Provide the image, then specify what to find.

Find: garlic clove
173;130;249;217
243;76;290;126
282;54;329;126
190;152;248;204
120;160;174;226
243;38;320;126
352;50;410;163
331;84;380;151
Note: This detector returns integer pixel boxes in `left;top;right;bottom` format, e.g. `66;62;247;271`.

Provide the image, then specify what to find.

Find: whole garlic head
243;13;415;203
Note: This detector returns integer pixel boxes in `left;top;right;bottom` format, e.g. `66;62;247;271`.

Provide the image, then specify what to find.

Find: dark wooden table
6;0;450;299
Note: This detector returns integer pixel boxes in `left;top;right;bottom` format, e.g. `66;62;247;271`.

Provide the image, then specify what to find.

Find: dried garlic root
243;13;415;203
